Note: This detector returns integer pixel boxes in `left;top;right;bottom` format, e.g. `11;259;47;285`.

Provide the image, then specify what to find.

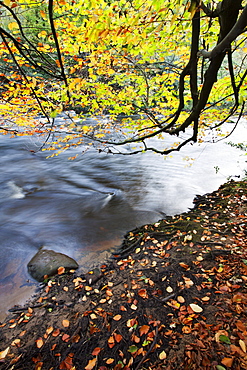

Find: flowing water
0;115;246;320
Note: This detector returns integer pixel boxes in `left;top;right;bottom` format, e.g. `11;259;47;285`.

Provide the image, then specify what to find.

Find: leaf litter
0;180;247;369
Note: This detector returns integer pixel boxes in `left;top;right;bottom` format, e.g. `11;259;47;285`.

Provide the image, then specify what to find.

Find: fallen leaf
52;328;60;337
108;336;115;348
182;326;192;334
62;333;70;342
239;339;246;353
130;304;138;310
46;326;54;335
36;338;44;348
57;266;65;275
177;296;185;303
114;333;123;343
179;262;189;270
189;303;203;313
11;339;21;347
128;345;138;353
113;314;122;321
105;358;114;364
221;357;234;367
0;347;10;360
62;319;70;328
159;350;167;360
138;289;148;299
139;325;150;336
92;347;102;356
85;357;97;370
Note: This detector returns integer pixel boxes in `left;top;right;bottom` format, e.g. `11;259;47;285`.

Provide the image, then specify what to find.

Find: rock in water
27;248;78;281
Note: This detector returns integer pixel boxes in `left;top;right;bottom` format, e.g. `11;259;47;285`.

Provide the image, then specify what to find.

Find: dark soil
1;180;247;370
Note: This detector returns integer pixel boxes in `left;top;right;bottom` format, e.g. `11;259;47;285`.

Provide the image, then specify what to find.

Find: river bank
1;180;247;370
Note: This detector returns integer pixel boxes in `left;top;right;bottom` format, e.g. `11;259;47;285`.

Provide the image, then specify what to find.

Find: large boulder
27;248;78;282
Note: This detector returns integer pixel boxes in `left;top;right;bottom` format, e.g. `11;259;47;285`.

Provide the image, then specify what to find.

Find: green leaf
50;110;58;118
128;345;138;353
142;340;151;346
216;366;226;370
219;335;231;344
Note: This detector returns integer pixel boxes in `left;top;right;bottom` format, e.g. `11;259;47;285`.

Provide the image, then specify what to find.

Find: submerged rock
27;248;78;281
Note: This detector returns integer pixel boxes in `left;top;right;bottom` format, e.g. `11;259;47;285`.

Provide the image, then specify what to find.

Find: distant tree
0;0;247;156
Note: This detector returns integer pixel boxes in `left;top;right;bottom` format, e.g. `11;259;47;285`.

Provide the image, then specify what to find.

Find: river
0;115;246;320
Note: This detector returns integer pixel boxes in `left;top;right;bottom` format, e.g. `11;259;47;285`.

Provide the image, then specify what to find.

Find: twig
135;326;159;370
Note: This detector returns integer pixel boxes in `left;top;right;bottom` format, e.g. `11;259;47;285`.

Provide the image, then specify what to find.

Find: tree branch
198;4;247;59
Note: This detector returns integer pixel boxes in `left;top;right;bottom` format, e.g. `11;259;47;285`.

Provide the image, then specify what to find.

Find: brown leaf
62;334;70;342
59;353;74;370
92;347;102;356
52;328;60;337
138;289;148;299
139;325;150;336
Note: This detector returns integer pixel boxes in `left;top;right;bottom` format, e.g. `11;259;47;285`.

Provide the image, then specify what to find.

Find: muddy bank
0;180;247;370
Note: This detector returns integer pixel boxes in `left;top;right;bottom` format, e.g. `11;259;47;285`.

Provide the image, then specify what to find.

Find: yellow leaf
159;350;167;360
8;22;18;31
239;339;246;353
0;347;10;360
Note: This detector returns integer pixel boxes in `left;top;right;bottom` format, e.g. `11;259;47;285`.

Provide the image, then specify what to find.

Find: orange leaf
113;314;122;321
46;326;54;335
108;336;115;348
138;288;148;299
105;358;114;364
92;347;102;356
221;357;234;367
139;325;150;336
85;357;97;370
36;338;43;348
114;333;122;343
182;326;192;334
179;262;189;270
120;305;127;311
62;334;70;342
62;319;70;328
57;266;65;275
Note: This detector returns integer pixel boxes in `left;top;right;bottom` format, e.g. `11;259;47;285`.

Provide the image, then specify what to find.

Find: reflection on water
0;116;246;320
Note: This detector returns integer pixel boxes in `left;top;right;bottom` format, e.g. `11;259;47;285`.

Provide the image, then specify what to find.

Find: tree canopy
0;0;247;156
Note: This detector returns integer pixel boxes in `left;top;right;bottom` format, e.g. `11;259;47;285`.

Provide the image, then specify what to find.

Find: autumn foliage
0;0;247;155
